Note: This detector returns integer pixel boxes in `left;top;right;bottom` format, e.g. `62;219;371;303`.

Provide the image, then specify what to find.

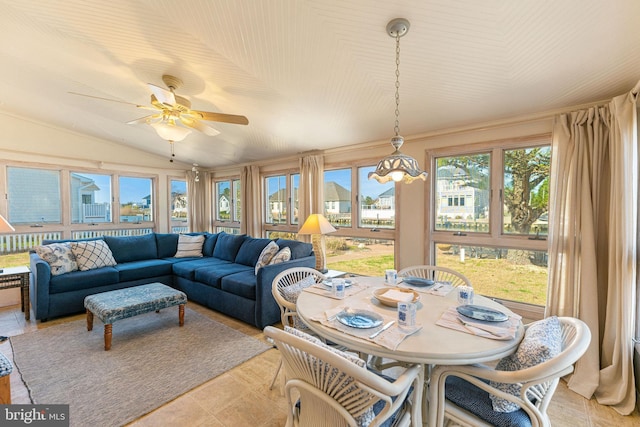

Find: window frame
425;135;551;315
168;177;188;233
212;176;241;233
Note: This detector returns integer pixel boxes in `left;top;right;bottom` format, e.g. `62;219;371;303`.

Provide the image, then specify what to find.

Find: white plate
336;309;383;329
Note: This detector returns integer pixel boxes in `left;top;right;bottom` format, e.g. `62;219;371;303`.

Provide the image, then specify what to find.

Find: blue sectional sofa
29;232;315;328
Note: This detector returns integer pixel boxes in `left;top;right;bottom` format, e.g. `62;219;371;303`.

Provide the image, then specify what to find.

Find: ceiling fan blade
127;114;160;125
181;118;221;136
147;83;175;106
69;92;150;109
191;110;249;125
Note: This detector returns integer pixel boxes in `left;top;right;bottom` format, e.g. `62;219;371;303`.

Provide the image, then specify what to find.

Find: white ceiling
1;0;639;168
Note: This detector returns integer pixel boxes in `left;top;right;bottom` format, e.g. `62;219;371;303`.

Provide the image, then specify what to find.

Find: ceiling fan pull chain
169;140;175;163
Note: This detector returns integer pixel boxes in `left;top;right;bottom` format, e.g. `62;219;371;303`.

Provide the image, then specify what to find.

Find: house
0;1;638;421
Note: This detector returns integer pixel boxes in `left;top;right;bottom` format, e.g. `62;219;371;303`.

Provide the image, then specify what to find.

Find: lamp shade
151;120;192;142
0;214;15;233
298;214;337;235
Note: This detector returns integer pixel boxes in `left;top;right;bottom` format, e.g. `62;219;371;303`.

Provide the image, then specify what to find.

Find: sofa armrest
29;252;52;320
254;255;316;329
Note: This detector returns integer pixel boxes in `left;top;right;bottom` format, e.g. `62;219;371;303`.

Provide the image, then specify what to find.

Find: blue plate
402;277;435;287
456;305;509;322
336;309;383;329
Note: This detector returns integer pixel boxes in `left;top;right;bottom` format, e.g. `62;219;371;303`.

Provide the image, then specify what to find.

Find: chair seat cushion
445;376;532;427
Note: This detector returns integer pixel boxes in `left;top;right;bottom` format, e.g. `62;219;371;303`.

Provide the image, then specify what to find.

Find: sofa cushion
175;234;205;258
104;234;158;263
490;316;562;412
70;240;117;271
213;233;247;262
275;238;313;259
220;270;258;300
202;233;219;257
255;241;279;274
49;267;119;294
269;247;291;264
155;233;179;258
114;259;174;282
171;258;231;280
194;263;253;288
34;243;78;276
235;237;273;267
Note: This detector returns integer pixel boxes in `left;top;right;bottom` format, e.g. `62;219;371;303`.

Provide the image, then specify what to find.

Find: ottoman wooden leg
0;375;10;404
86;310;94;331
179;304;185;326
104;324;112;351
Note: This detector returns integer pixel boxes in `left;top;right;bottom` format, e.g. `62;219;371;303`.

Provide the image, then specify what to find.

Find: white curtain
298;154;324;222
547;83;639;414
186;170;210;232
241;165;261;236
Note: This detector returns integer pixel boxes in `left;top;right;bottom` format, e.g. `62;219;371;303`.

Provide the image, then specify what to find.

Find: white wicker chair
427;317;591;427
269;267;326;390
265;326;423;427
398;265;471;287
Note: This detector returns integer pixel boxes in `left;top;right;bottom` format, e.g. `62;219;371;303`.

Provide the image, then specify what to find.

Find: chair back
398;265;471;287
264;326;420;427
271;267;325;327
429;316;591;427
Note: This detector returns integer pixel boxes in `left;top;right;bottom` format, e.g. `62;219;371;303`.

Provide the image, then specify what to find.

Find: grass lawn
0;252;30;268
328;252;547;306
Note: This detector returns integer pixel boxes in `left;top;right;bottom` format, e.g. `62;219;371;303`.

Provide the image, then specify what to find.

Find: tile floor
1;303;639;426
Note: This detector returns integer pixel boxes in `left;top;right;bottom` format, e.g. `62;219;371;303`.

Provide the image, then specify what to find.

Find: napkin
304;282;366;299
373;324;422;350
310;307;418;350
436;306;520;340
380;289;415;302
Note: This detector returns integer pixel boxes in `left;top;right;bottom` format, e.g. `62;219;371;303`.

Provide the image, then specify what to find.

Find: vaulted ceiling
1;0;639;168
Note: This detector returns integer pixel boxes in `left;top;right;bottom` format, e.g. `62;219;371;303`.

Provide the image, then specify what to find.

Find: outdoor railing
0;228;153;253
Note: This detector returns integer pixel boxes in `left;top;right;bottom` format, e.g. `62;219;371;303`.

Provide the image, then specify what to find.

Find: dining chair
264;325;423;427
269;267;326;390
427;316;591;427
398;265;471;287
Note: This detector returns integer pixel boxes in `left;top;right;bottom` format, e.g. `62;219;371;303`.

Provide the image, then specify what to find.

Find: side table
0;266;30;320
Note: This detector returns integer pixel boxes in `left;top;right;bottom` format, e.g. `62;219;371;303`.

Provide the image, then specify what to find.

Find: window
358;166;395;229
429;138;551;308
213;178;241;234
291;174;299;225
265;175;287;225
119;176;153;223
7;167;61;224
323;168;352;227
170;179;188;232
70;172;111;224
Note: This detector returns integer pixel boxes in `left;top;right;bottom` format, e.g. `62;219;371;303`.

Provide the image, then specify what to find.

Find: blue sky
84;174;152;204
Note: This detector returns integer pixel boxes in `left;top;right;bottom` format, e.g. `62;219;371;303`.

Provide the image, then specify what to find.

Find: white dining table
296;276;525;426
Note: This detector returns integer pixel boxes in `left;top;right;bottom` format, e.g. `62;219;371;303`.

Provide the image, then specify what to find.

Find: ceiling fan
71;74;248;142
127;74;249;142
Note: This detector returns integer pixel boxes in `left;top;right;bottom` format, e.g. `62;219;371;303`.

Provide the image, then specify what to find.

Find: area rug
10;308;271;427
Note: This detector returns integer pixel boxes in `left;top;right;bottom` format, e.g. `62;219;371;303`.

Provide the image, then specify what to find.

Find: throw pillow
255;241;279;274
282;275;316;304
269;247;291;265
284;326;373;426
70;240;117;271
35;243;78;276
174;234;205;258
490;316;562;413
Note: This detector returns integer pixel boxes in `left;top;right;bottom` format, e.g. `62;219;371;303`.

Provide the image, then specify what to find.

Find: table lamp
298;213;336;273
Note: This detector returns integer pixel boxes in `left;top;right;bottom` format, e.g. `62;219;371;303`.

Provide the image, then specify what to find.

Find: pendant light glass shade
369;18;427;185
150;118;192;142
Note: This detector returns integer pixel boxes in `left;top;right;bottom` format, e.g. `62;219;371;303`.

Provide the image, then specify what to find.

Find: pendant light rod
368;18;427;184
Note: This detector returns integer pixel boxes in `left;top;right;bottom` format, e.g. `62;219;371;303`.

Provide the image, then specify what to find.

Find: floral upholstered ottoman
84;282;187;350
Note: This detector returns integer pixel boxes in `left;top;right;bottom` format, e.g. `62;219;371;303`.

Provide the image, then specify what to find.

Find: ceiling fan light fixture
369;18;427;185
150;118;192;142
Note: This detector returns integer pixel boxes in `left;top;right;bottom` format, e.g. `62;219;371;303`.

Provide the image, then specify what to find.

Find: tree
503;147;550;233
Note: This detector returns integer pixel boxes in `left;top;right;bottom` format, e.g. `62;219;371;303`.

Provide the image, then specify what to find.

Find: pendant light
369;18;428;184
